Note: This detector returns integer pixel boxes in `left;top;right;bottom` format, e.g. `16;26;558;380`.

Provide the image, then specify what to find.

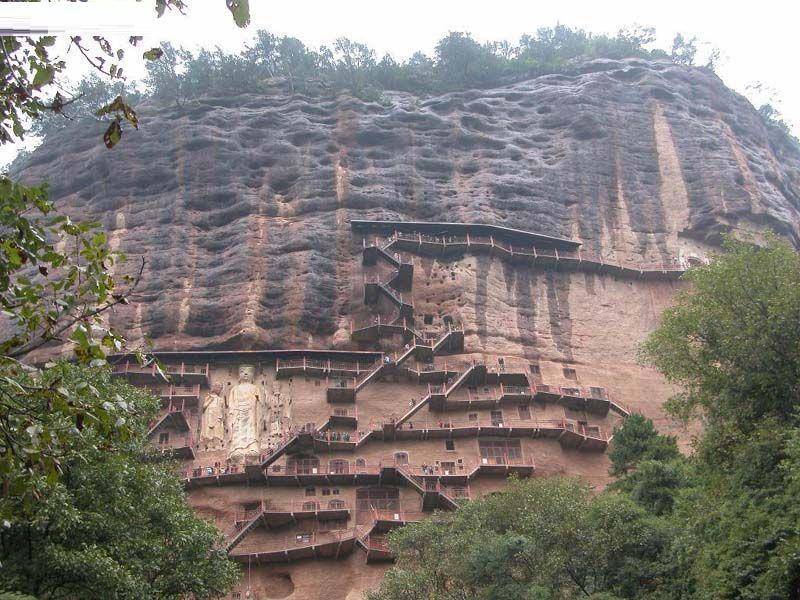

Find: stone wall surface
15;58;800;600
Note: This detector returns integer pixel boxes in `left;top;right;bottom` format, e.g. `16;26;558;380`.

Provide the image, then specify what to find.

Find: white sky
1;0;797;166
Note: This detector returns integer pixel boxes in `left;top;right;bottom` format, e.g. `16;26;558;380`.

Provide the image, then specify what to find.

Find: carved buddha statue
200;382;225;451
226;365;261;462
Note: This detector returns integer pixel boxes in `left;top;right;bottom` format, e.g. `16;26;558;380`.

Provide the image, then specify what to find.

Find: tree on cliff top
141;24;673;105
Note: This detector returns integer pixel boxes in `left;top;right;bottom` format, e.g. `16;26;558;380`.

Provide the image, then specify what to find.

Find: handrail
267;457;536;478
331;406;358;419
233;499;351;523
155;430;195;450
112;362;209;377
370;507;424;522
277;357;376;372
141;384;201;400
231;527;358;555
375;415;610;441
313;429;367;444
364;535;391;552
184;463;243;479
187;455;537;483
389;232;688;273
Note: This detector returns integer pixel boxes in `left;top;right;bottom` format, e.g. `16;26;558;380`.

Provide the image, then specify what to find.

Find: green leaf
225;0;250;27
103;120;122;149
31;65;55;89
142;48;164;61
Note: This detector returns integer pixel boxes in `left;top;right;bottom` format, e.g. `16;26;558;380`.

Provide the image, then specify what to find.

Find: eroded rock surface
17;58;800;356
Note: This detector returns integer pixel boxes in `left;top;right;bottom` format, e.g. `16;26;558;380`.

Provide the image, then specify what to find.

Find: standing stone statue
200;382;225;451
227;365;261;463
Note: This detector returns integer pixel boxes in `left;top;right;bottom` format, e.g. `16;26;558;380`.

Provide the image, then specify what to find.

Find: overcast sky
1;0;797;166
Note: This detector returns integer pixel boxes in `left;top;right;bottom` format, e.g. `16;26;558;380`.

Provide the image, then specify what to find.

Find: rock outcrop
17;58;800;357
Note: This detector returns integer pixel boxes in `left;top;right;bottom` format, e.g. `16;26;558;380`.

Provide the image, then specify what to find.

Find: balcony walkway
228;528;358;564
351;219;687;281
371;415;610;452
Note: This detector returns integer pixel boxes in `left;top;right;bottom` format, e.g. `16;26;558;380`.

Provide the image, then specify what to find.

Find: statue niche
200;382;225;451
227;365;262;463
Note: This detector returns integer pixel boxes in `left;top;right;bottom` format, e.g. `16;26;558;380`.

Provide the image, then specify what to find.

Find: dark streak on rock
545;271;573;361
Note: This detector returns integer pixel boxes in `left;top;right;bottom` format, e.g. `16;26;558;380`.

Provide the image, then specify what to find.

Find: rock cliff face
17;58;800;600
18;58;800;358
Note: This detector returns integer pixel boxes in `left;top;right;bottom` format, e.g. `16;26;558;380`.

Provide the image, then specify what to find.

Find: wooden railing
370;508;424;523
234;500;351;523
112;362;209;378
363;534;391;552
276;357;377;374
442;485;471;500
312;429;366;444
184;463;244;479
266;457;535;478
142;384;202;401
231;527;357;556
532;383;611;401
373;415;610;441
331;407;358;419
389;232;687;273
155;430;195;451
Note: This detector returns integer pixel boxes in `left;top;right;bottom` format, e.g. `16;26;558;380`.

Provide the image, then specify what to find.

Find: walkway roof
350;220;580;250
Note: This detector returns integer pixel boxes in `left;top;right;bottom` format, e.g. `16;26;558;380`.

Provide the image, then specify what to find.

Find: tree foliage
608;413;680;476
140;25;674;105
0;175;153;514
636;236;800;598
640;235;800;431
0;0;248;148
0;0;249;513
0;364;240;599
368;478;667;600
0;4;248;596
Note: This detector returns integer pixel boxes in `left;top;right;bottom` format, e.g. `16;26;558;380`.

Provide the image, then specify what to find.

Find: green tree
434;32;505;89
611;459;689;516
608;413;680;476
1;0;251;510
0;5;249;595
0;364;240;599
332;38;376;94
368;477;667;600
670;34;697;65
640;235;800;598
0;176;149;512
641;235;800;433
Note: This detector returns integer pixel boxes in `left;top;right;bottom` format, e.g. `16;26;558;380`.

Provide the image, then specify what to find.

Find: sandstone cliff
17;57;800;600
16;58;800;358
